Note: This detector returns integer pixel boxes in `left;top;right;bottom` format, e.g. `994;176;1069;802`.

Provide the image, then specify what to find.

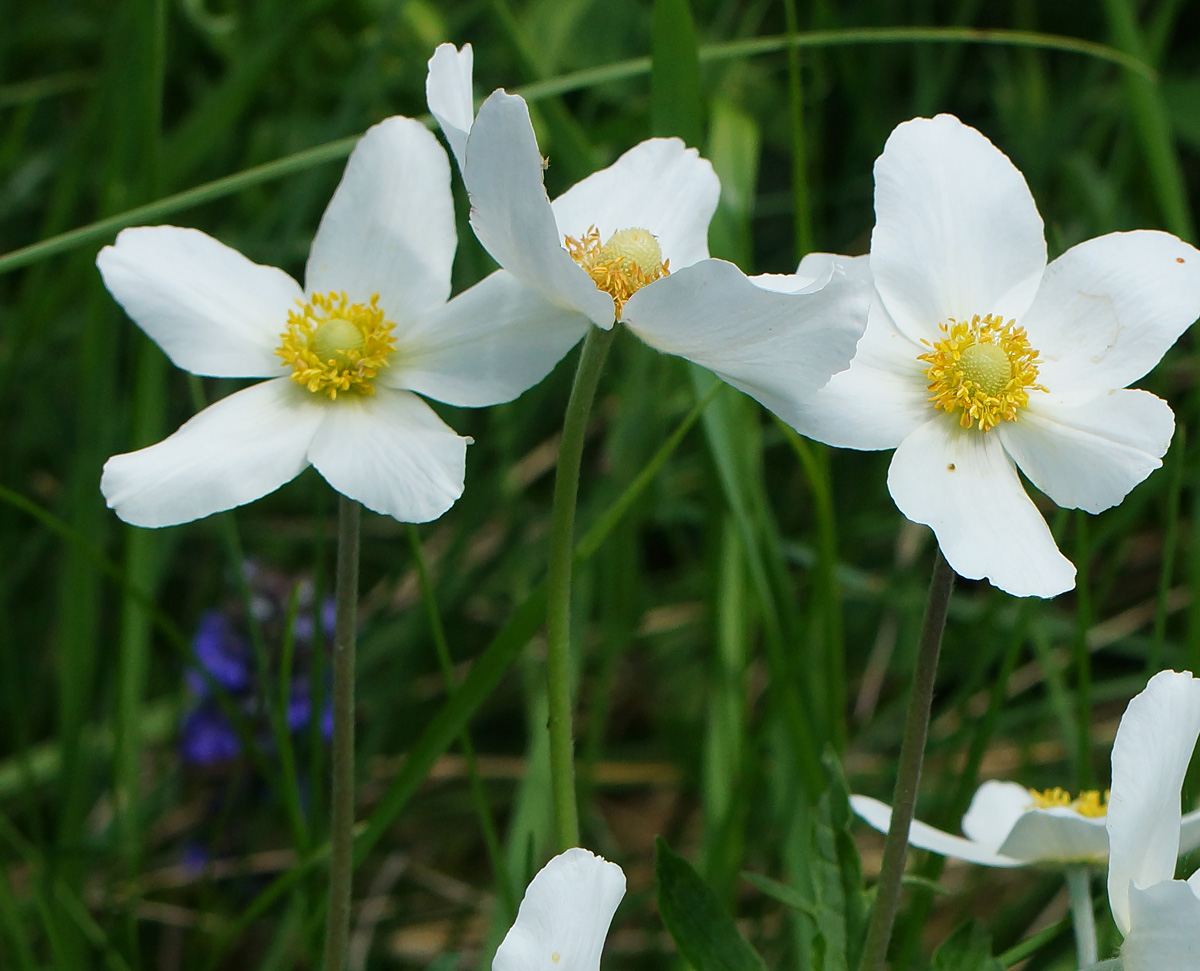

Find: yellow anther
564;224;669;317
918;314;1043;432
276;291;396;400
1028;787;1110;817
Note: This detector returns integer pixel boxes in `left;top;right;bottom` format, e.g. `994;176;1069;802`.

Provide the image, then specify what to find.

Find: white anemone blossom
852;777;1200;870
426;44;871;421
99;116;571;527
780;114;1200;597
1107;669;1200;969
493;848;626;971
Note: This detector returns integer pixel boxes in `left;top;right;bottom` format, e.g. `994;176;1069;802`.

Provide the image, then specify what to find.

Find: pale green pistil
958;341;1012;397
311;318;365;368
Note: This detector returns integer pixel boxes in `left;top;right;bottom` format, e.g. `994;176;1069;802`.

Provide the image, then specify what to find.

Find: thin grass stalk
1073;514;1094;790
322;495;360;971
406;525;517;919
546;325;616;851
857;548;956;971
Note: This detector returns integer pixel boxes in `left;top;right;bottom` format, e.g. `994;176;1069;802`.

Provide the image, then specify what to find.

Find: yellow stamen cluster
1028;787;1110;818
276;291;396;400
918;314;1044;432
564;225;669;317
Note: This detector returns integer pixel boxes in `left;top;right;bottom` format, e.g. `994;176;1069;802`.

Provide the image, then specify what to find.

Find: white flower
493;848;626;971
425;44;871;416
99;116;569;527
782;114;1200;597
852;778;1200;869
1107;670;1200;969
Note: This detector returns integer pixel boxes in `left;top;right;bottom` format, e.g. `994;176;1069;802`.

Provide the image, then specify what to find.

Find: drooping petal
960;780;1038;849
386;269;589;406
464;92;615;327
426;42;474;172
97;226;301;378
1025;231;1200;394
998;390;1174;515
849;795;1022;867
620;258;869;409
306;116;456;320
996;809;1109;864
493;848;626;971
1119;879;1200;970
101;378;323;527
771;301;931;450
307;387;467;523
1107;670;1200;934
871;114;1046;345
886;418;1075;597
550;138;719;271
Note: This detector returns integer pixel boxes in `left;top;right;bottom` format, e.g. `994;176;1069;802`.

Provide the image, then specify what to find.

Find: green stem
322;495;360;971
546;325;616;851
1066;866;1098;968
857;548;956;971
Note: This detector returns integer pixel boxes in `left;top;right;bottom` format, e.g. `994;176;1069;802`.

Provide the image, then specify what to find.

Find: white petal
886;419;1075;598
996;809;1109;864
97;226;300;378
998;390;1174;514
306;116;456;320
1026;231;1200;394
464;92;615;327
620;258;869;409
1120;879;1200;969
550;137;719;271
1180;807;1200;855
307;388;467;523
960;781;1037;848
100;378;323;527
493;848;626;971
386;269;589;406
871;114;1046;344
426;43;474;172
849;795;1023;867
1107;670;1200;934
773;300;932;450
750;252;871;294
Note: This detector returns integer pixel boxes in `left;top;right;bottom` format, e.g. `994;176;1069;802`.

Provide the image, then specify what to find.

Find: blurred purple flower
180;705;241;765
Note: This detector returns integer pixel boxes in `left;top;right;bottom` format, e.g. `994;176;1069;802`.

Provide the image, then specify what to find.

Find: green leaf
651;0;704;146
930;921;1005;971
656;837;769;971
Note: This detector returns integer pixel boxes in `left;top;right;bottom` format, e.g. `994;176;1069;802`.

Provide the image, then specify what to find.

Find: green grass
4;0;1200;968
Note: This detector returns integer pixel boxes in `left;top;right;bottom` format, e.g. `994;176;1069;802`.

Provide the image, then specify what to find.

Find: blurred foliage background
3;0;1200;968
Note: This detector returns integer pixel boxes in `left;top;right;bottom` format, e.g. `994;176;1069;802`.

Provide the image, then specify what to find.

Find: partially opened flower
852;777;1200;869
493;848;625;971
425;45;871;414
781;114;1200;597
1107;669;1200;969
100;115;570;527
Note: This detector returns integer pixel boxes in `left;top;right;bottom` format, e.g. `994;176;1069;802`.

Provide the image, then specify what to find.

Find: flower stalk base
322;495;361;971
857;547;956;971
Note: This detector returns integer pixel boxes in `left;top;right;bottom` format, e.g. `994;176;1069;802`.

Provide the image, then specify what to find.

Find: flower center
918;314;1044;432
564;224;670;317
1028;787;1110;818
276;291;397;400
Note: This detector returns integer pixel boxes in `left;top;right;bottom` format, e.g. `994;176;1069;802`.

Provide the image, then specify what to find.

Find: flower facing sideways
493;848;626;971
426;44;872;422
1107;670;1200;969
100;116;573;527
782;114;1200;597
851;777;1200;870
